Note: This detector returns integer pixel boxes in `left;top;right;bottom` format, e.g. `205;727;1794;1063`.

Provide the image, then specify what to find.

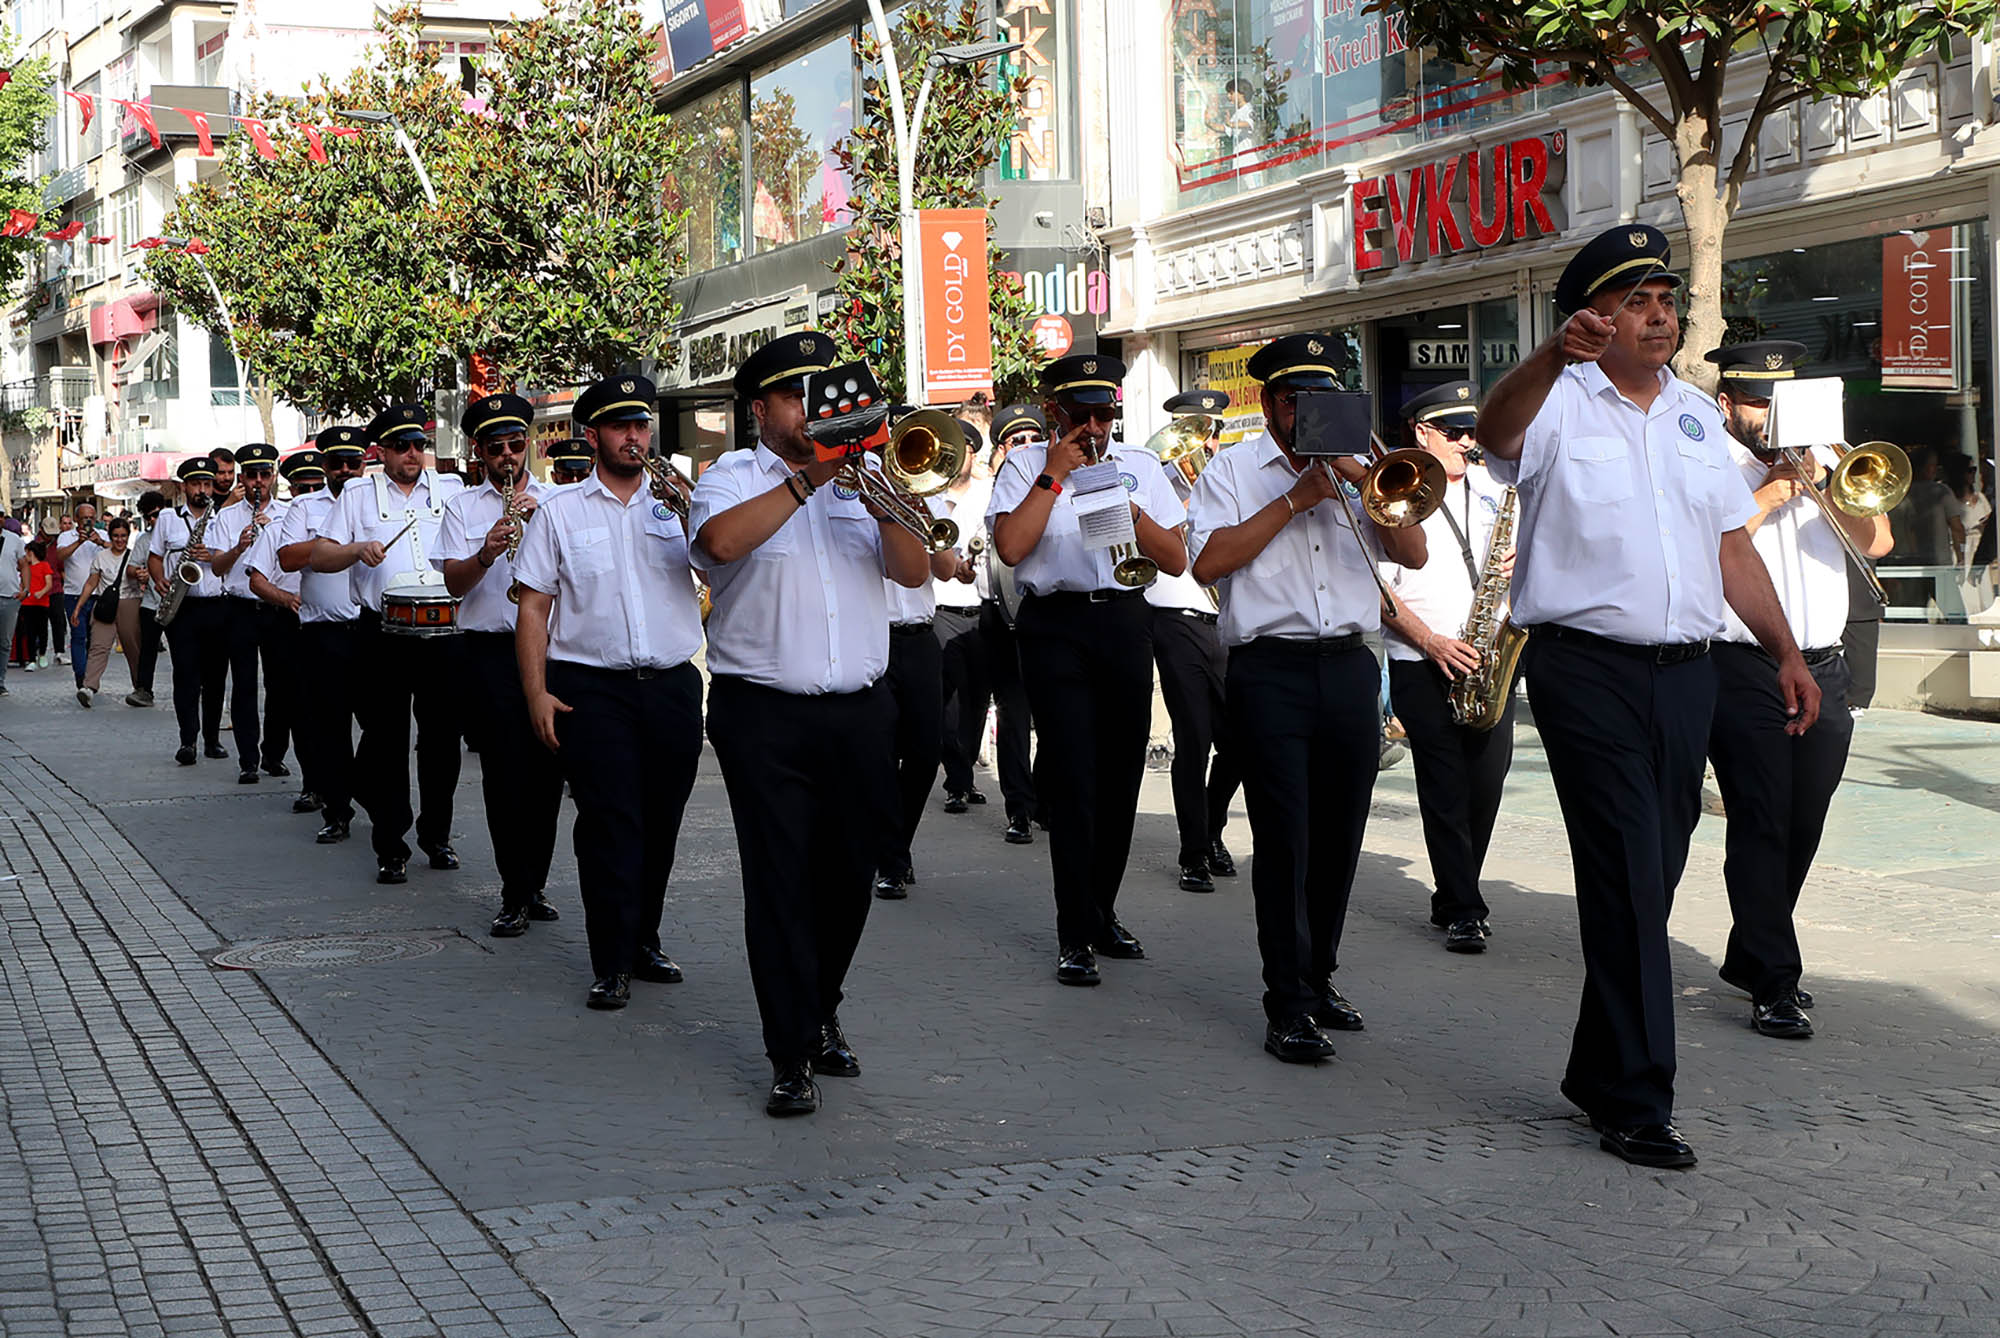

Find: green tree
828;0;1046;405
0;38;57;296
1391;1;1997;386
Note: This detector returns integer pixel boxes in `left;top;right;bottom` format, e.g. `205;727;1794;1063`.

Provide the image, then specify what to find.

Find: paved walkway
2;659;1997;1336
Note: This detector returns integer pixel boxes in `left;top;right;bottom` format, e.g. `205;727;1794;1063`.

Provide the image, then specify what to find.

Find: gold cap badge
1765;352;1784;369
620;380;634;393
1629;231;1649;248
1307;338;1324;356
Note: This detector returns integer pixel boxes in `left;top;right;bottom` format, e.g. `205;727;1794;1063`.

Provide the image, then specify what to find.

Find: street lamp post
158;235;256;446
860;6;1020;404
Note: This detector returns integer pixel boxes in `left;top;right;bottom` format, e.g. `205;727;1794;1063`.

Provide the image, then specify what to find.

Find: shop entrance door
1373;298;1521;436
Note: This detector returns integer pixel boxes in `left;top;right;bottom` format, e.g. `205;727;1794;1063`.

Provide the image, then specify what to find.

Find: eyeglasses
1062;404;1120;423
379;439;429;453
1435;426;1475;442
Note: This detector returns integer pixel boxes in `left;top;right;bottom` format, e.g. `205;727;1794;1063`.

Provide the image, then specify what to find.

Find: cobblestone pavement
2;662;1998;1336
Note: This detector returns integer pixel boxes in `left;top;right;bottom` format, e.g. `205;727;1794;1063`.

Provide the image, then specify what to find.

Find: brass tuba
1146;415;1216;489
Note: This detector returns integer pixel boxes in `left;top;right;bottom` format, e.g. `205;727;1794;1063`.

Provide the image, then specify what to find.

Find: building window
71;203;104;288
668;83;745;274
114;186;140;255
209;328;241;406
749;34;854;254
1722;220;1996;623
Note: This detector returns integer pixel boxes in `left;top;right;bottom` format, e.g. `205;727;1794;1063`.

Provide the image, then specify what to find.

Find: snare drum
381;584;461;637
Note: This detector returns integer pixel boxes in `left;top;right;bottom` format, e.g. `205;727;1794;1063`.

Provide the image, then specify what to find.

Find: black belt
935;605;979;619
552;658;686;681
1167;607;1217;626
890;620;934;635
1719;641;1844;668
1239;632;1366;656
1022;587;1147;605
1533;622;1710;665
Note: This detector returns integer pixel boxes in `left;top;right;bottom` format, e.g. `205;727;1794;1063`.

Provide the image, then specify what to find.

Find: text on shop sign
1353;132;1567;275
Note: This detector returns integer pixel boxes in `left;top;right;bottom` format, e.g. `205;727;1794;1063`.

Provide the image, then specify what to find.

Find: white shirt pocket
562;525;614;576
1564;436;1635;503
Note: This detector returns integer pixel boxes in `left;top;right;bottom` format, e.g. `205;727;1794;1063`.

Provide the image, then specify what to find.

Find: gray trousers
0;596;19;687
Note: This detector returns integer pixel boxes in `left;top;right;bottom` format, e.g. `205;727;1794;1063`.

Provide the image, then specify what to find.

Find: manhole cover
211;931;451;971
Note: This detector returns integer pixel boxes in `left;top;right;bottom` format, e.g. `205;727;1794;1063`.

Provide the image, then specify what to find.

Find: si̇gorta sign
1353;131;1567;275
919;209;994;404
657;0;748;84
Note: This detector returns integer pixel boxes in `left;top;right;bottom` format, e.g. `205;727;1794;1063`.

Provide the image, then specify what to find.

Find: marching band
119;223;1895;1162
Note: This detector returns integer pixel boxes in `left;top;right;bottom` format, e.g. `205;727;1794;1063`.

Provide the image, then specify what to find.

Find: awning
89;297;159;347
118;329;168;384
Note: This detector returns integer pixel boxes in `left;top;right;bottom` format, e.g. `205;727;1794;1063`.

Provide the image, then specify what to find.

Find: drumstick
379;516;419;551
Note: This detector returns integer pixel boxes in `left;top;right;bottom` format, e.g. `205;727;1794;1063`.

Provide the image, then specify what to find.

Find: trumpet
629;445;695;523
836;409;964;553
1077;417;1158;588
1316;432;1447;620
1773;440;1910;606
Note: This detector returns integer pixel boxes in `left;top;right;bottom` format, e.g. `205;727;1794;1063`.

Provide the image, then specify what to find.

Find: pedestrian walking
69;517;143;706
20;542;55;670
0;519;26;696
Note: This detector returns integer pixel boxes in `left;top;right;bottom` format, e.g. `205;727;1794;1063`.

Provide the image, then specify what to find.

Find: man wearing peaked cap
932;416;996;823
1702;338;1887;1045
462;392;534;443
150;455;232;766
280;450;327;488
1164;388;1231;417
367;403;432;448
548;436;593;485
987;349;1191;988
208;442;294;785
1184;333;1427;1063
1472;225;1819;1170
990;403;1047;448
975;402;1047;841
316;424;367;454
688;330;932;1117
251;452;326;814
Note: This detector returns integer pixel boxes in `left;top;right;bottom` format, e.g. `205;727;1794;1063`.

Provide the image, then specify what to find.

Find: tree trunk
253;383;276;445
1671;111;1730;393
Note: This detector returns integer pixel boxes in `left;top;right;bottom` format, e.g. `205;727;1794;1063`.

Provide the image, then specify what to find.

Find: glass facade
749;35;855;252
668;84;746;272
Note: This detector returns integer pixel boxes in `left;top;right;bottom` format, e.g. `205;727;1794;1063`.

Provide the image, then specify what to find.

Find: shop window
1186;329;1362;447
667;83;746;274
1721;221;1996;623
749;34;855;254
209;329;241;407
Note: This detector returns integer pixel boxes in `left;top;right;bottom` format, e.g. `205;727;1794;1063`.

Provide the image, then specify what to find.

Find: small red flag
66;90;94;136
327;126;361;140
2;208;39;238
239;116;278;160
44;221;85;241
87;235;114;245
135;237;168;249
0;71;12;93
181;240;210;255
181;108;214;157
297;123;327;163
115;99;161;149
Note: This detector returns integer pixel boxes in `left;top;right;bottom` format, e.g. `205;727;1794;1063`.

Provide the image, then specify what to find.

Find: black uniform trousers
977;601;1038;822
1840;557;1883;710
707;674;894;1064
220;599;264;767
881;622;944;877
1226;638;1379;1023
1389;657;1516;926
465;633;567;911
1016;592;1153;949
352;613;464;861
298;620;360;824
255;605;299;772
1525;631;1715;1130
935;606;987;795
548;659;702;979
1151;605;1241;863
1707;643;1853;1003
134;605;163;694
164;596;229;750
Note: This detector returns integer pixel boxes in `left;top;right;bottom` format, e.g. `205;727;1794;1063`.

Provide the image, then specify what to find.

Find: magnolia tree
1393;1;1998;385
0;39;56;296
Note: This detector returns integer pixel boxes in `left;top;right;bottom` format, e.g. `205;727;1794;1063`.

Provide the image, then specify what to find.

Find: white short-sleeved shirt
243;510;303;602
688;445;894;694
985;441;1187;595
274;489;360;623
149;507;225;600
512;472;703;670
210;497;289;600
433;478;552;635
1145;461;1218;615
1717;440;1849;650
89;544;142;600
1380;466;1509;662
59;527;106;595
1188;431;1385;646
1485;363;1758;645
887;494;948;625
933;475;992;612
318;470;463;614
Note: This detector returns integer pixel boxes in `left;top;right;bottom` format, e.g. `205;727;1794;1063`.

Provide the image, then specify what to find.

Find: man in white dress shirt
1189;334;1427;1064
1704;341;1890;1041
547;437;594;485
53;501;106;685
690;332;931;1118
151;457;231;766
208;443;290;785
247;451;324;814
310;405;466;885
1379;381;1515;953
989;353;1189;988
1475;225;1820;1168
437;394;569;940
516;375;704;1010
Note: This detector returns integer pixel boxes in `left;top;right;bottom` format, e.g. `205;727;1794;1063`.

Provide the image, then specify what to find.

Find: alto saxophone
157;509;211;628
1447;487;1528;731
501;473;528;605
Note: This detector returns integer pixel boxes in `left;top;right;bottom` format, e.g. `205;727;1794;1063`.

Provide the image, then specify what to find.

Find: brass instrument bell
1145;415;1217;489
1828;441;1912;516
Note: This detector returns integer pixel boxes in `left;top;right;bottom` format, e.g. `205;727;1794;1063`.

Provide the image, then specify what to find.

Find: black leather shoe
292;792;320;813
1264;1015;1336;1063
1445;919;1487;953
1096;920;1146;960
1178;862;1215;893
175;746;197;766
632;946;684;984
526;894;560;922
376;858;408;885
1593;1120;1697;1169
1795;986;1815;1010
1004;816;1034;845
262;760;291;778
943;791;970;814
419;842;460;871
204;742;229;760
1310;985;1365;1032
873;873;907;900
315;820;350;845
237;767;260;785
964;788;988;805
1752;995;1814;1039
1208;840;1237;878
587;974;631;1010
490;907;530;938
767;1061;819;1116
1056;945;1100;986
813;1017;861;1077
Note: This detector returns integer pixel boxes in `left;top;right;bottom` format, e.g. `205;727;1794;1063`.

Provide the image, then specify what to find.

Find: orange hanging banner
918;208;993;404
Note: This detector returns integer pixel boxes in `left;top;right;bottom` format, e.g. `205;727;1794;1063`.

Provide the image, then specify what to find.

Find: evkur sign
1353;132;1568;275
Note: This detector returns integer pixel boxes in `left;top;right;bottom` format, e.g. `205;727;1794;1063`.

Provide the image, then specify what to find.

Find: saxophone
157;508;211;628
501;473;528;605
1447;487;1528;731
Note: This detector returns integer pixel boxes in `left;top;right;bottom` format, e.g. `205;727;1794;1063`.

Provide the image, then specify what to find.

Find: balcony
119;86;234;162
42;165;88;210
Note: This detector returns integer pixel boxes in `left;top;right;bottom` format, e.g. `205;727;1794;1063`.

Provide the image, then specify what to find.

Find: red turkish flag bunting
66;90;94;136
328;126;361;140
135;237;168;249
181;108;215;157
238;116;278;160
297;123;327;163
44;222;85;241
180;240;210;255
0;71;12;93
87;235;114;245
2;209;39;238
116;100;161;149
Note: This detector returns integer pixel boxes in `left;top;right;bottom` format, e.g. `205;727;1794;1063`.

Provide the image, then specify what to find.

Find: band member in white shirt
1190;334;1427;1063
247;450;324;815
548;437;593;485
1147;389;1241;893
1704;341;1890;1040
438;394;566;940
874;489;963;901
980;405;1046;844
310;405;467;885
1378;382;1515;953
1476;225;1820;1169
277;427;369;842
690;332;931;1118
151;456;231;766
208;443;290;785
989;353;1189;987
515;375;704;1008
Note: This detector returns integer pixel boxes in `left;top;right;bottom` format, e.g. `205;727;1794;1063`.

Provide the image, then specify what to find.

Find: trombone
1315;432;1448;620
1773;440;1910;605
835;408;963;553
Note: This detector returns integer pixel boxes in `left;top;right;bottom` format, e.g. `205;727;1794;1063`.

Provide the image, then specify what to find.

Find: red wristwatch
1035;473;1062;496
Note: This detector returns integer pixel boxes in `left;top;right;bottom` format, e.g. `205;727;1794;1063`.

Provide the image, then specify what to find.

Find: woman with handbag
70;517;140;706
